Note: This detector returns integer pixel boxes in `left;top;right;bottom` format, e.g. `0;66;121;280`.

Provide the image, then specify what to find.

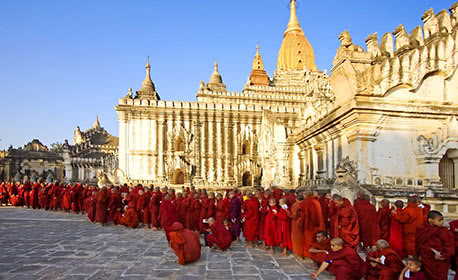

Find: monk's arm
338;208;353;227
392;211;410;224
439;229;455;258
309;247;327;254
311;261;329;278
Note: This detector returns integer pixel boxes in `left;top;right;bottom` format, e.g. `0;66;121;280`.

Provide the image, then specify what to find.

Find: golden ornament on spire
277;0;317;71
142;56;154;90
249;45;270;86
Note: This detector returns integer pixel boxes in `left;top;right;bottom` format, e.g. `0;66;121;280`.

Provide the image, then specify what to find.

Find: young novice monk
264;198;278;254
311;237;363;280
309;231;331;265
415;210;454;280
399;257;426;280
277;198;292;256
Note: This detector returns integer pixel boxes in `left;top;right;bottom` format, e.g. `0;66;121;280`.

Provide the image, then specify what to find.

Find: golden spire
142;56;154;89
213;59;219;74
252;44;265;70
276;0;317;71
285;0;301;34
92;115;101;129
208;59;227;91
249;45;270;86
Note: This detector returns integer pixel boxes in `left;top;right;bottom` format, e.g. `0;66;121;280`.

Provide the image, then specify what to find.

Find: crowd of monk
1;180;457;279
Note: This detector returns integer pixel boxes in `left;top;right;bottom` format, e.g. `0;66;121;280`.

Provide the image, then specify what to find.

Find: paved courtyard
0;207;334;280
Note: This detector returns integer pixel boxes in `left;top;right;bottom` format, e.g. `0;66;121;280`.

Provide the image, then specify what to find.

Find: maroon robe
378;204;392;241
354;199;380;247
325;246;363;280
276;207;291;250
160;199;178;241
242;197;260;242
95;190;108;223
107;190;122;223
207;222;232;250
264;206;278;247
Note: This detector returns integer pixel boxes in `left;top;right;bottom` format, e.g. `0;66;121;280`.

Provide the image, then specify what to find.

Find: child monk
264;198;278;254
168;222;201;265
277;198;292;256
415;210;454;280
309;231;331;265
311;237;363;280
399;257;426;280
121;205;139;229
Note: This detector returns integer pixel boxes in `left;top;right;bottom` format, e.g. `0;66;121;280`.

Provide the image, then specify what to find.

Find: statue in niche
333;30;364;66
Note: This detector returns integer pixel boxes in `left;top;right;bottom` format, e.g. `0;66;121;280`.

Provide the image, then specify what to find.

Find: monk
330;194;359;248
449;218;458;277
86;190;97;222
309;231;331;265
392;197;423;257
215;193;227;223
175;192;186;225
149;187;162;230
354;194;380;250
415;210;454;280
378;199;392;241
242;192;260;248
301;191;324;258
389;200;406;259
135;189;147;226
311;237;363;280
191;193;201;231
289;194;305;258
95;187;108;224
160;194;177;241
277;198;292;256
107;187;122;223
121;205;139;228
229;191;242;241
399;257;426;280
168;222;201;265
207;217;232;251
264;198;278;254
365;239;404;280
207;192;216;224
258;190;271;248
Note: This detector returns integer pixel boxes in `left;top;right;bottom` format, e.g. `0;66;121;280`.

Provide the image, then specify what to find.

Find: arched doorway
175;137;185;152
242;140;250;155
173;169;185;185
439;153;455;189
242;172;252;186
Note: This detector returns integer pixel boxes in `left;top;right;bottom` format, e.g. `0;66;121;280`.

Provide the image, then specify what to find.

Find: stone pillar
216;120;223;182
224;121;234;184
118;112;129;182
201;121;207;184
194;121;202;182
347;131;377;185
298;150;306;186
208;119;214;183
314;144;325;179
157;119;165;181
233;121;239;184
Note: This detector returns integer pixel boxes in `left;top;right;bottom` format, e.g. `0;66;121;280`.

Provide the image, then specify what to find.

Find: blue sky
0;0;453;149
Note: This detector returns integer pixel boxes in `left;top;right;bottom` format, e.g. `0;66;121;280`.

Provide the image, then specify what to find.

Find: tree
50;142;65;153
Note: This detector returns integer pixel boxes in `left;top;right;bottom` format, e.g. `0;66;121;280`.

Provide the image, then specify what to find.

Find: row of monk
0;181;455;279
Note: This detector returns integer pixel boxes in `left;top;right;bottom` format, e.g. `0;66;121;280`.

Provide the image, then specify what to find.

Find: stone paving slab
1;207;451;280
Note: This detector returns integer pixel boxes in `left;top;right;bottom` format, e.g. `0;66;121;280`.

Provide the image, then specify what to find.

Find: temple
116;1;458;215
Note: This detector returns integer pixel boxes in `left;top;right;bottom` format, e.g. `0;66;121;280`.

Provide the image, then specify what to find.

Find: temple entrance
173;169;185;185
175;137;185;152
439;153;455;189
242;171;252;186
242;140;250;155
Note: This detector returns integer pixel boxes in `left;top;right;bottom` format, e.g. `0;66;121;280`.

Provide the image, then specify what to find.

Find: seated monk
365;239;404;280
121;205;139;229
207;217;232;252
399;257;426;280
309;231;331;265
169;222;201;265
311;237;363;280
415;210;454;280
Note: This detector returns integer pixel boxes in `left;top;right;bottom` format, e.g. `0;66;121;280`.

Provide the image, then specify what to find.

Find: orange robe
392;203;423;256
331;200;360;248
289;201;305;258
95;190;108;223
416;224;455;280
169;222;201;265
301;197;324;258
121;207;139;228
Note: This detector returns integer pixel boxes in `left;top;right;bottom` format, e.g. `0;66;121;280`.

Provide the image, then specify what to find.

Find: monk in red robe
242;192;260;248
318;193;331;233
169;222;201;265
258;190;270;248
392;197;423;257
107;187;122;224
277;198;292;255
135;189;147;225
207;192;216;223
86;190;97;222
449;218;458;278
215;193;227;223
149;187;162;229
125;186;137;208
416;210;454;280
289;194;305;258
365;239;404;280
207;217;232;251
264;198;278;254
389;200;406;259
311;237;363;280
378;199;392;241
302;191;325;258
120;205;139;228
309;231;331;265
354;194;380;249
160;194;177;241
95;187;108;224
199;191;209;233
175;192;186;226
330;194;359;248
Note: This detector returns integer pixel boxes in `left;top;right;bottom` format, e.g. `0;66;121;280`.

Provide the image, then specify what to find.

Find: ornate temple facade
116;1;458;214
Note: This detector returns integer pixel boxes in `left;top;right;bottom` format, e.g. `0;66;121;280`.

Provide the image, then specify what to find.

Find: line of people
0;180;457;279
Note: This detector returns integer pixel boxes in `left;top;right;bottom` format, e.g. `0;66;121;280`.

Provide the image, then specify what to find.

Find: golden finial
92;115;101;129
214;59;219;73
142;56;154;90
252;44;264;70
145;56;151;80
286;0;302;34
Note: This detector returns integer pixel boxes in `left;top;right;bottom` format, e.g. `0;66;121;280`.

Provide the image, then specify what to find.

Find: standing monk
389;200;406;259
289;194;305;258
229;191;242;242
107;186;122;223
149;187;162;230
378;199;392;241
301;191;324;258
416;210;454;280
160;194;178;241
258;190;271;248
391;197;423;257
354;194;380;250
242;192;260;248
318;193;331;233
95;187;108;225
330;194;360;248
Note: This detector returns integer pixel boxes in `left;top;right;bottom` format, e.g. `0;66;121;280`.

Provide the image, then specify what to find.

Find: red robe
378;205;392;241
264;206;278;247
416;224;455;280
190;198;201;231
325;246;363;280
242;197;260;242
289;201;305;257
207;222;232;250
95;190;108;223
149;191;162;228
169;222;201;265
318;196;330;233
392;203;423;256
125;191;137;208
175;196;186;226
107;190;122;223
276;207;291;250
354;199;380;247
449;220;458;278
142;191;152;225
258;196;270;241
199;195;209;233
331;200;360;248
215;199;227;223
135;193;147;223
86;194;97;222
389;208;406;259
207;198;215;221
301;197;324;258
310;239;331;263
121;207;139;228
378;248;404;280
160;199;177;241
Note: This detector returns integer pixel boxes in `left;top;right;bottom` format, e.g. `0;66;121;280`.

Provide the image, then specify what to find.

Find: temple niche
116;1;458;217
